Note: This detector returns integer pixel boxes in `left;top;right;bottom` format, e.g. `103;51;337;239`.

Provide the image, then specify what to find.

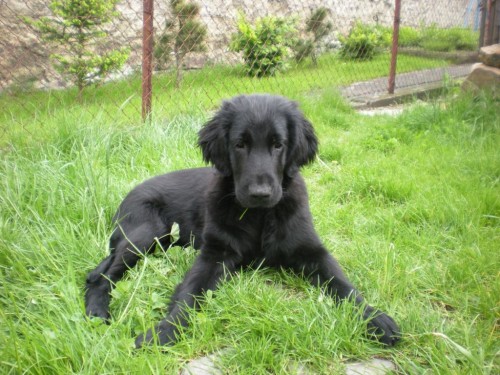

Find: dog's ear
285;104;318;177
198;101;233;176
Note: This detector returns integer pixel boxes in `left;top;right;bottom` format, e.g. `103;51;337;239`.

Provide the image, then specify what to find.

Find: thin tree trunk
175;48;182;88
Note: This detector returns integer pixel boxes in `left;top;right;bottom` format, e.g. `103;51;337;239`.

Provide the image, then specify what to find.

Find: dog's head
199;94;318;208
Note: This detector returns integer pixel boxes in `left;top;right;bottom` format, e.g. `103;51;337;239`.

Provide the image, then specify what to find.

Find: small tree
25;0;129;97
154;0;207;88
294;7;332;65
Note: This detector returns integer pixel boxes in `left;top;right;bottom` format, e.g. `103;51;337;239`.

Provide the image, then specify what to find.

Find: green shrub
374;25;393;48
339;21;385;60
381;25;477;51
420;25;478;52
446;27;479;50
398;26;422;47
230;13;297;77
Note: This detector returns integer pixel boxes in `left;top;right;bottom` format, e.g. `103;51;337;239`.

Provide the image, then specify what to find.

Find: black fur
84;94;400;348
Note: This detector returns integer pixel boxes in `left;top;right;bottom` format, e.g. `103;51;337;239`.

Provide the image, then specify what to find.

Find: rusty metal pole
142;0;154;122
479;0;487;47
388;0;401;95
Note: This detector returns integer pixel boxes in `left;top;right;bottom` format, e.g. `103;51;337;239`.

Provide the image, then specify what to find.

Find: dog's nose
249;185;272;199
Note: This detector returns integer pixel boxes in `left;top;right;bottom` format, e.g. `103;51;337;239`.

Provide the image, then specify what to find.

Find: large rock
462;62;500;96
479;44;500;68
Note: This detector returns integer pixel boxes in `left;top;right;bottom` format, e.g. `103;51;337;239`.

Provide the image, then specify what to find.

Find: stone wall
0;0;473;90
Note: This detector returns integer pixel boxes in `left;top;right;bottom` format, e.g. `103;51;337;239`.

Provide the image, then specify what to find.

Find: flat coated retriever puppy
85;94;400;348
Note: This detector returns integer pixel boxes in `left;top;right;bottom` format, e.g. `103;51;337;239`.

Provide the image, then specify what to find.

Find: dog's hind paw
135;321;179;348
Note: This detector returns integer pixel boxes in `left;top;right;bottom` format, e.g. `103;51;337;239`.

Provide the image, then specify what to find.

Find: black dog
85;94;400;348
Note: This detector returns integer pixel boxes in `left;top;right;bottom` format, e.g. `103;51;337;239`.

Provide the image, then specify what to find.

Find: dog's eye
273;141;283;150
235;141;246;149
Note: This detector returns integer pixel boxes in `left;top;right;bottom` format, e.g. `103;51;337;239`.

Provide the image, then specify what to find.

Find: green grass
1;87;499;374
0;52;449;147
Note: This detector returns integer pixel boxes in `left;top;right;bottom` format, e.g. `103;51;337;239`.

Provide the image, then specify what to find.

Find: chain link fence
0;0;486;141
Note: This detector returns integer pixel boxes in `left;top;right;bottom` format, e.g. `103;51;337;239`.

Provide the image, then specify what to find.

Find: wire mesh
0;0;483;142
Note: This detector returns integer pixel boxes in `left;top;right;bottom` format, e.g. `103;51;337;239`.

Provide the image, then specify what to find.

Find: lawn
0;82;498;373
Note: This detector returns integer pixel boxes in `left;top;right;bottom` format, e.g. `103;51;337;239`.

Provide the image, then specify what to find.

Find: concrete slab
181;354;222;375
345;359;396;375
181;354;397;375
358;105;405;116
341;64;473;109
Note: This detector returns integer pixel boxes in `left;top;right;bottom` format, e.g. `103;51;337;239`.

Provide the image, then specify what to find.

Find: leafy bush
450;27;479;50
364;24;478;52
339;21;386;60
230;14;297;77
421;25;478;51
395;24;478;52
398;26;422;47
374;25;392;48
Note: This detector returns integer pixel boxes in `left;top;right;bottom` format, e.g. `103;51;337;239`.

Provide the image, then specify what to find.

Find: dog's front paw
85;304;111;322
364;307;400;346
85;286;111;322
135;321;179;348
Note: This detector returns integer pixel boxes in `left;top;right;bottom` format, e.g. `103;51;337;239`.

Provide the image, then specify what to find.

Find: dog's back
111;167;218;250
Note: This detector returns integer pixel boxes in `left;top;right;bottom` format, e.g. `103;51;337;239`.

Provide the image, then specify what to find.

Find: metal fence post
388;0;401;95
483;0;495;45
142;0;154;122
